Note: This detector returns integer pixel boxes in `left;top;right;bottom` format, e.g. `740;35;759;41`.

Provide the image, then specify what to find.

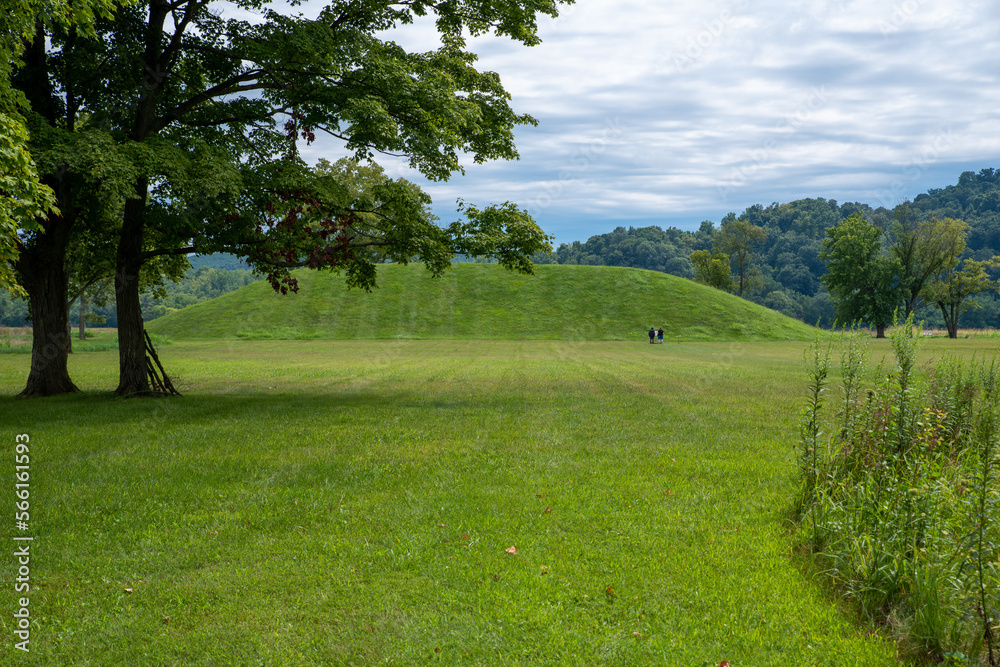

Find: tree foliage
924;257;1000;339
1;0;128;294
690;250;734;291
888;205;967;316
819;212;903;337
713;215;766;296
9;0;568;396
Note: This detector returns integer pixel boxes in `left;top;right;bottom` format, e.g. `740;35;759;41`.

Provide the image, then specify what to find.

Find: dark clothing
648;328;656;343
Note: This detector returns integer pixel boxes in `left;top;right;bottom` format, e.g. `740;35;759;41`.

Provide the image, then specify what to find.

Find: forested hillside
538;169;1000;328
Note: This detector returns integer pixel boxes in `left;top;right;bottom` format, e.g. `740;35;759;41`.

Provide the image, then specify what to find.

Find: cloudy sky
299;0;1000;245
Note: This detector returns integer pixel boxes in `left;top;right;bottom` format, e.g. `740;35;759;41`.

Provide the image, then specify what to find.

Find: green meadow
4;264;988;665
7;334;967;666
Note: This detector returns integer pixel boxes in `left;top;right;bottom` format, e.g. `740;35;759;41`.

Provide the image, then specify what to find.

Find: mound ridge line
146;263;818;341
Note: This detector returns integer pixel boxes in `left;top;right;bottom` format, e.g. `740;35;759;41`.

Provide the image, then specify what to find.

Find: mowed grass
0;339;923;666
145;263;819;341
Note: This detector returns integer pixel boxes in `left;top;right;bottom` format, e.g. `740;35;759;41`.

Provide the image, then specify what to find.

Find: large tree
923;257;1000;339
713;215;765;297
11;0;566;396
820;212;903;338
887;204;967;317
3;0;130;395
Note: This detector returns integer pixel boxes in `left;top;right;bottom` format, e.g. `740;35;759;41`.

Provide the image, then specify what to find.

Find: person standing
648;327;656;344
657;326;664;344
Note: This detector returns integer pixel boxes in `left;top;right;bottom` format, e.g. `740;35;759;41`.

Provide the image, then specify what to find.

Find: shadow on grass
3;389;516;430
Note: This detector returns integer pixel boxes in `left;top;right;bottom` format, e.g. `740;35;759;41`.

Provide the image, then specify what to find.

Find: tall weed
795;313;1000;664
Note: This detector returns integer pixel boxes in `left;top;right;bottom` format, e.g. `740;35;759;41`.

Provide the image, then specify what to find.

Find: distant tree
663;256;694;280
690;250;734;291
141;265;258;320
800;289;836;328
774;254;817;296
923;257;1000;338
713;216;766;296
764;290;803;320
819;212;903;338
72;281;113;341
769;198;842;237
888;204;967;317
551;226;698;277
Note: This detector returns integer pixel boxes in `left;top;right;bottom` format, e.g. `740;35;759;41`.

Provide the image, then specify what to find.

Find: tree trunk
12;23;78;396
939;302;959;339
947;317;958;339
115;192;150;395
78;292;87;340
875;323;886;338
114;3;166;396
16;219;80;397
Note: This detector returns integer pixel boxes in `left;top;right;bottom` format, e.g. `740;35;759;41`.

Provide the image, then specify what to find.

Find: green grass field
4;336;971;665
145;263;819;342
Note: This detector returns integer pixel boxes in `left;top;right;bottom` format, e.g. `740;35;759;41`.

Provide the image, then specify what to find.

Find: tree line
0;262;258;332
537;168;1000;334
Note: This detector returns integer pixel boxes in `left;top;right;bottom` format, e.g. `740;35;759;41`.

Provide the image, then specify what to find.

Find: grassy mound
146;263;819;340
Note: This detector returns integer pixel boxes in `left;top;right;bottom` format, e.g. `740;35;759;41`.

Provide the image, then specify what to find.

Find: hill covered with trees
538;169;1000;329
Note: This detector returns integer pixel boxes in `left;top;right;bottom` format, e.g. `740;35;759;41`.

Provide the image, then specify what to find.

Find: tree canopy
713;215;765;296
9;0;569;396
1;0;128;294
888;205;967;317
818;212;903;337
924;258;1000;338
690;249;734;291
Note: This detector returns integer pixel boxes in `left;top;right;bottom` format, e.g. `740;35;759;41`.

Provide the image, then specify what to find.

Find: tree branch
153;77;272;133
163;0;210;68
138;245;198;262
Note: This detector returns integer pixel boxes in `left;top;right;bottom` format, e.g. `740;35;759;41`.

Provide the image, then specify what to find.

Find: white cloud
293;0;1000;243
